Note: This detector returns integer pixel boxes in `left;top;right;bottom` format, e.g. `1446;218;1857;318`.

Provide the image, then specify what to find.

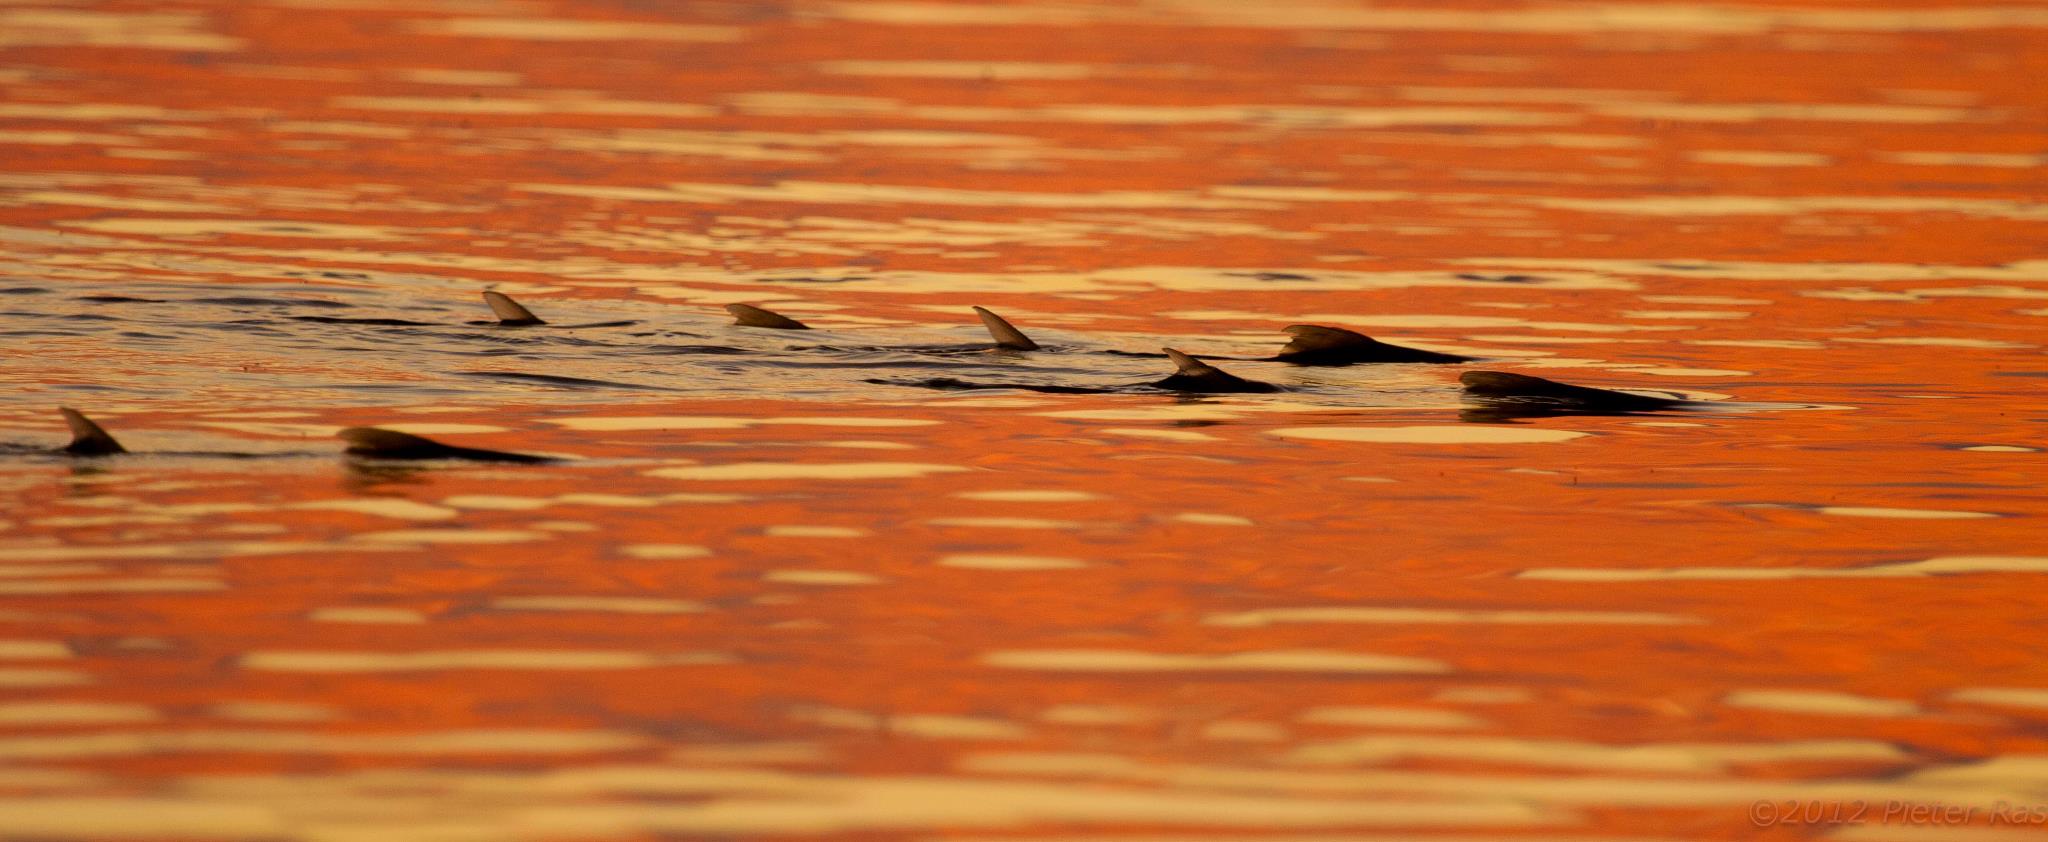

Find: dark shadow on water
453;370;684;392
864;377;1118;395
1458;403;1672;423
291;316;440;326
342;461;430;492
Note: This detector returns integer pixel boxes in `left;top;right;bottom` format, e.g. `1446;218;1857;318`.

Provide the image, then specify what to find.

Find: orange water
2;1;2047;839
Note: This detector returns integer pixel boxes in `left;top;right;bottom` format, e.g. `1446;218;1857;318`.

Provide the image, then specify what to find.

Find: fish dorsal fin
972;306;1039;351
1164;347;1220;377
1458;371;1557;394
726;303;809;330
1274;323;1470;365
1154;348;1279;393
1279;324;1375;357
1459;370;1680;408
482;291;544;326
336;427;441;457
336;426;555;463
59;408;125;456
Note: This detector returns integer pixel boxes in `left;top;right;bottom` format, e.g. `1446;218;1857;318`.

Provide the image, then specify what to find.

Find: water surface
3;1;2048;839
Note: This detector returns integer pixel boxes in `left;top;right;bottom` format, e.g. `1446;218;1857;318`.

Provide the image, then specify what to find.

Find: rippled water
3;1;2048;839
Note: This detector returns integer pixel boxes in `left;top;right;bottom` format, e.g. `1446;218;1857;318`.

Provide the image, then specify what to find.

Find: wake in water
10;285;1757;412
7;406;556;464
5;290;1817;467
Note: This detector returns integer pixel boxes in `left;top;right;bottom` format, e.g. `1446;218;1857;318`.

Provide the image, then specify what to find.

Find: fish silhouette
1460;370;1691;420
1272;324;1469;365
335;427;556;463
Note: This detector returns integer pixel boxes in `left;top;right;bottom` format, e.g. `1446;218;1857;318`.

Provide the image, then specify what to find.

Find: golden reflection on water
3;0;2048;839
